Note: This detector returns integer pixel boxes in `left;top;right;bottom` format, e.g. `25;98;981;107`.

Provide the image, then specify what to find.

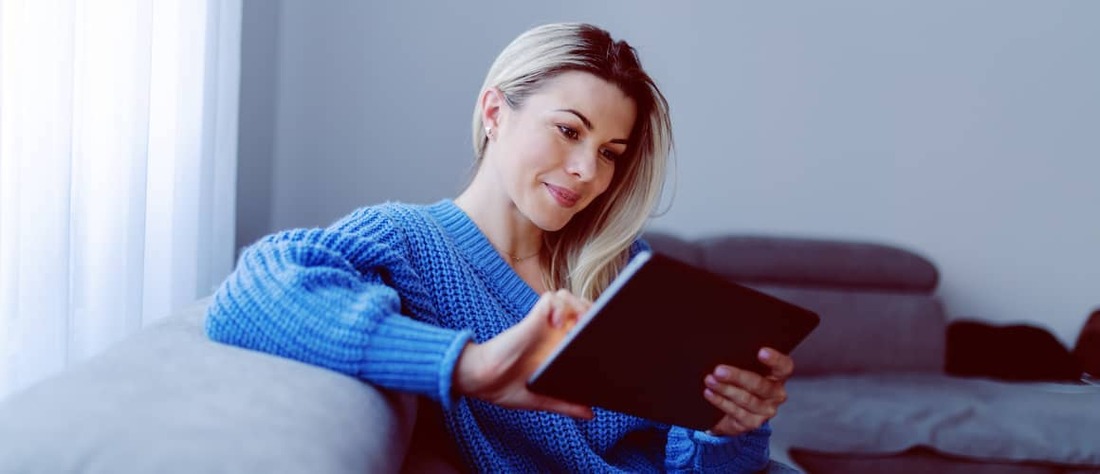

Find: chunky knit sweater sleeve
204;206;472;406
665;422;771;472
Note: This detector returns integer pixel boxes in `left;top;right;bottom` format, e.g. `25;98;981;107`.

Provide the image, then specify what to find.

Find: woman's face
488;71;637;232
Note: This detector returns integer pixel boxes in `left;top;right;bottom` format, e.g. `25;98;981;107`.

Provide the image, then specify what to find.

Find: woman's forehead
528;72;636;135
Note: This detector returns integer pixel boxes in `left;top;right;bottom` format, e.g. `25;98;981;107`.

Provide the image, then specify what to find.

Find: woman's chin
529;212;574;233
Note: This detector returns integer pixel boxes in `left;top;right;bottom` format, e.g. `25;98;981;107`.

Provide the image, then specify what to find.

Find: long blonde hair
471;22;673;301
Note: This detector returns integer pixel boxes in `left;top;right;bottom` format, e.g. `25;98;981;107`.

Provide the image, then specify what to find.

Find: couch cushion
695;235;939;293
770;373;1100;469
640;231;704;267
0;297;418;474
752;286;947;375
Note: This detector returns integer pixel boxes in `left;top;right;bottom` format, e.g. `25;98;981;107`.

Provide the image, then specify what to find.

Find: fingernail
705;375;718;387
715;366;731;379
758;348;771;360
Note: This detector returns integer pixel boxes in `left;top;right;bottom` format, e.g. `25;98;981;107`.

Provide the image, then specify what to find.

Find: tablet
526;250;820;431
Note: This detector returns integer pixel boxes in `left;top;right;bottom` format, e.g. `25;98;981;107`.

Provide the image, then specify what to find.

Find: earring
485;126;493;139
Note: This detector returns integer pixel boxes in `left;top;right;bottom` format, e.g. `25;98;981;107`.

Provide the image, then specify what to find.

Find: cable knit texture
205;199;770;473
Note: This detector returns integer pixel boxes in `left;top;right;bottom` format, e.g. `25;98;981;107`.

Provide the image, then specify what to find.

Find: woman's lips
545;183;580;208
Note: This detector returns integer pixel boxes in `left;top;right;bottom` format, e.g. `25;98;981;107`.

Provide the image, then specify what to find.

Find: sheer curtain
0;0;241;400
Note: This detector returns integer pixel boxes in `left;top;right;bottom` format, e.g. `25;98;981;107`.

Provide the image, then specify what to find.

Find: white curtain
0;0;241;400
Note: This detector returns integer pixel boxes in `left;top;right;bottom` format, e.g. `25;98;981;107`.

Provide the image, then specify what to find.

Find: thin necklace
503;250;540;263
490;243;540;263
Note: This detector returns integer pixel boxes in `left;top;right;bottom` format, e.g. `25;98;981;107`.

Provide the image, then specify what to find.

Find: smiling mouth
545;183;580;208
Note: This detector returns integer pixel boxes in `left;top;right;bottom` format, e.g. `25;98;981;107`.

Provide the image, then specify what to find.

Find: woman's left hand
703;347;795;437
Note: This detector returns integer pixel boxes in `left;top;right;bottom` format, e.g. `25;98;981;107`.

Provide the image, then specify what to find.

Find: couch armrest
0;297;418;474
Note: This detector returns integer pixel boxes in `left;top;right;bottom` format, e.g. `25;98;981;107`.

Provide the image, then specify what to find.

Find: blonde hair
471;22;673;301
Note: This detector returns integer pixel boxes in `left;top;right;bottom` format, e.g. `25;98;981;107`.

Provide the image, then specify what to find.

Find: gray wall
237;1;1100;347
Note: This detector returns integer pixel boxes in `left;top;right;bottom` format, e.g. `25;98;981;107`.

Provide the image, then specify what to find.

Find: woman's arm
206;206;594;418
205;208;472;406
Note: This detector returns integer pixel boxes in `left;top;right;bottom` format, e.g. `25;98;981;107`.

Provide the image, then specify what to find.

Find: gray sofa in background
2;232;1097;473
644;231;1100;474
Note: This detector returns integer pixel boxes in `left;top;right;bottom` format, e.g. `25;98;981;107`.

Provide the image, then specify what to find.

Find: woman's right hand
453;289;595;419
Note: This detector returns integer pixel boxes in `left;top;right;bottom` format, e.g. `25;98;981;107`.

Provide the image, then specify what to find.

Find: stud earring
485;126;493;138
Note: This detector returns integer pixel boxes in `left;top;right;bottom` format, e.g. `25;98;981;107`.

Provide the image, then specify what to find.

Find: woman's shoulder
328;200;449;234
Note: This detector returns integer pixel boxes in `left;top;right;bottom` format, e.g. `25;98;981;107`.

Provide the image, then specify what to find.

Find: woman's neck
454;187;543;262
454;189;552;293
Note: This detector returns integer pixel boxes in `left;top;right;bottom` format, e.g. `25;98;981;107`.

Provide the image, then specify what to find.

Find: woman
206;22;794;472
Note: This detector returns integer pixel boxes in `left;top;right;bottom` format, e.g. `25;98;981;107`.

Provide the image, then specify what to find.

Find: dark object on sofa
789;446;1096;474
946;320;1083;382
644;231;1100;474
1074;309;1100;379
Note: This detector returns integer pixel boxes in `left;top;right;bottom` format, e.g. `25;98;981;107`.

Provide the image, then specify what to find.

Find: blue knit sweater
205;200;770;473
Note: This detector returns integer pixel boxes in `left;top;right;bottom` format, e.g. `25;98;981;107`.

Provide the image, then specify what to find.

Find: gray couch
643;232;1100;474
1;233;1097;473
0;296;420;474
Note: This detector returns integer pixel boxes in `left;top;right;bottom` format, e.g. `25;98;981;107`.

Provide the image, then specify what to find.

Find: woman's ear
480;87;506;131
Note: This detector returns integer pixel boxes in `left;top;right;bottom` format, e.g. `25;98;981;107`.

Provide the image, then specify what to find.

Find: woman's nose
565;149;597;181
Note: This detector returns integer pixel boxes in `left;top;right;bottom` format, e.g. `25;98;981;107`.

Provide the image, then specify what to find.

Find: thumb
534;291;573;329
548;289;591;328
528;392;595;420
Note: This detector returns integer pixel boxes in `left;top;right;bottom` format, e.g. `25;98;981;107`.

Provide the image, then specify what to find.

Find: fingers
704;373;778;418
543;289;592;328
703;360;791;436
758;347;795;381
709;364;786;404
704;388;768;434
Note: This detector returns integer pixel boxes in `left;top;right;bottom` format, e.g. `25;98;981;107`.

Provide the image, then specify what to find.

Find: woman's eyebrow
557;109;593;130
557;109;628;145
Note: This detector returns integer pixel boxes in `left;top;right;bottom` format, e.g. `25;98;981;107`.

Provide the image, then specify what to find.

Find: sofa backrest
643;232;947;376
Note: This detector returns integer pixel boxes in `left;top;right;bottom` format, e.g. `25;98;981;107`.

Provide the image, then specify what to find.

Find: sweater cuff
360;314;473;409
666;425;771;472
666;426;743;461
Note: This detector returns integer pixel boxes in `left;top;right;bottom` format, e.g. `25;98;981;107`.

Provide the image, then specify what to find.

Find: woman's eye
557;125;579;140
600;148;621;162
